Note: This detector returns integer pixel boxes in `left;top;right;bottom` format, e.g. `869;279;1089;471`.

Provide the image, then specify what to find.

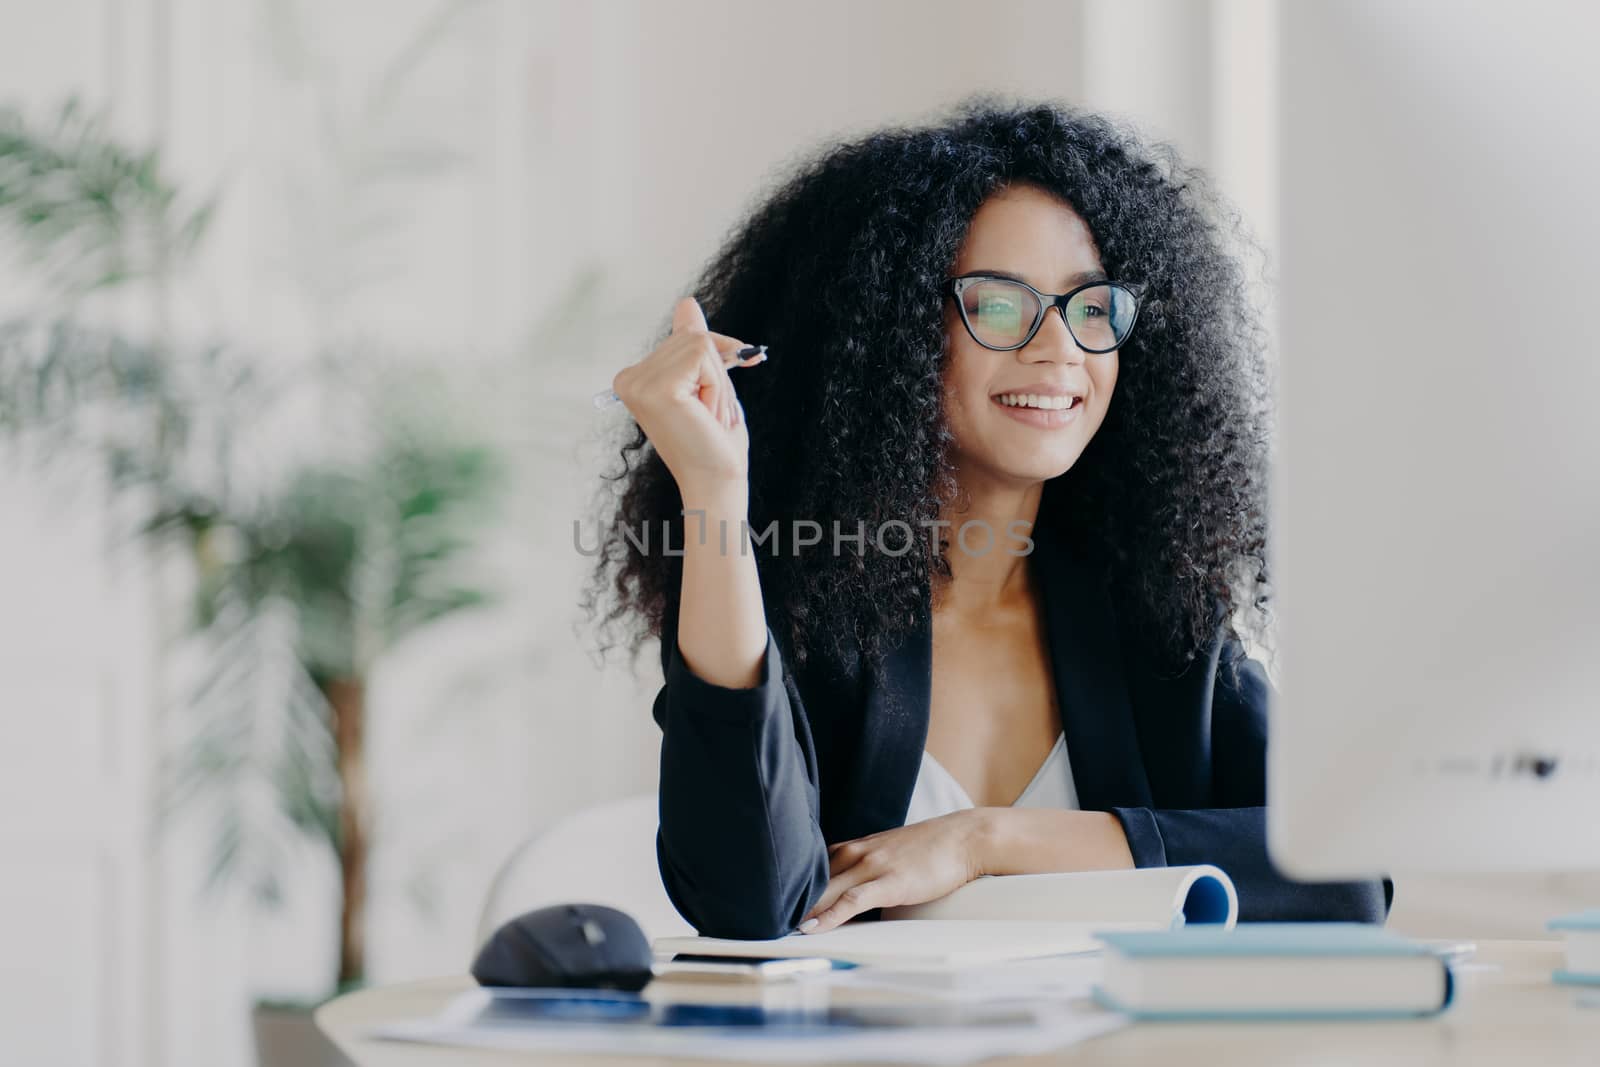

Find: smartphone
654;954;841;982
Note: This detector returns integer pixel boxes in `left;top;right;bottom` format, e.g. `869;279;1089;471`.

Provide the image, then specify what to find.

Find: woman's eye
976;295;1022;328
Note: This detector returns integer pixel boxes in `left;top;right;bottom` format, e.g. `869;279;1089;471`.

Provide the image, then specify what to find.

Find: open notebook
654;865;1237;968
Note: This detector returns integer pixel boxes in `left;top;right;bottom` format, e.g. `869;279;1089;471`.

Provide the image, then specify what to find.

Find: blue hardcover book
1092;923;1455;1020
1548;909;1600;986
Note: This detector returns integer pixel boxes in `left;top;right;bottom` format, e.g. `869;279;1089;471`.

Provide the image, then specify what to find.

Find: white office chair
475;792;695;949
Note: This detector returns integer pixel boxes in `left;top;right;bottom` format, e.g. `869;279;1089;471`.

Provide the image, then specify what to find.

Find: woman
588;99;1391;940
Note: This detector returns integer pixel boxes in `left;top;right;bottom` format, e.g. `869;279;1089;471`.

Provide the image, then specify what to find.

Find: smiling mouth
993;393;1083;411
990;392;1084;429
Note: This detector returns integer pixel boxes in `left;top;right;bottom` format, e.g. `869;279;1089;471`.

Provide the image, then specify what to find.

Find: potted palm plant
160;386;504;986
158;386;503;1066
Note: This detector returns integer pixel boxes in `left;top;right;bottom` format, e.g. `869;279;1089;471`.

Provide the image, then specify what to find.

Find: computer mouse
471;903;654;991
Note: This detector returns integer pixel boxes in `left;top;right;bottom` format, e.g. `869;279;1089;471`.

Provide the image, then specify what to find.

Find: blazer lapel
1031;530;1155;810
838;598;933;842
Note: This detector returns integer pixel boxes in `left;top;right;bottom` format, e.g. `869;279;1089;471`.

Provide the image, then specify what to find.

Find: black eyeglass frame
943;273;1143;354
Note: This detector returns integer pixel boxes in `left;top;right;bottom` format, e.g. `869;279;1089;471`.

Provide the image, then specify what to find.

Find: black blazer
651;521;1392;940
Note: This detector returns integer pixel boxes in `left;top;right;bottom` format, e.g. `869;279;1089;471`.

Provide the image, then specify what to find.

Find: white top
903;732;1080;825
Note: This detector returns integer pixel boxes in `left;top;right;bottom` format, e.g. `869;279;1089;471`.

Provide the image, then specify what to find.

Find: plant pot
251;1001;356;1067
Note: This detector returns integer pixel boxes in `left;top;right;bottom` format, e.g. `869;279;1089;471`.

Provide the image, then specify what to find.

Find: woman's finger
701;344;737;430
807;877;897;934
803;861;876;925
706;349;730;428
677;334;724;420
668;297;753;354
670;296;708;335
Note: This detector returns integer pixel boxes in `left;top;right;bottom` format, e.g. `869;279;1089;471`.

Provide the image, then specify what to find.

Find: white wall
0;3;1284;1065
0;4;176;1062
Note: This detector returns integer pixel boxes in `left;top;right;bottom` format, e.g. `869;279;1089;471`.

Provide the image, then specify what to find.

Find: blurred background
1;2;1592;1066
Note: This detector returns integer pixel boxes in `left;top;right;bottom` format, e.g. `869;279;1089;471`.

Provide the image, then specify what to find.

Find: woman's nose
1022;304;1085;365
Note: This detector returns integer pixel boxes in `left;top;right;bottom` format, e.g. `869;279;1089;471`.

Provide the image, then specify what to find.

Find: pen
593;344;769;409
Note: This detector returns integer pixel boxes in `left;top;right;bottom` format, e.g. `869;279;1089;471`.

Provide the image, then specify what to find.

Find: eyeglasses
943;273;1142;354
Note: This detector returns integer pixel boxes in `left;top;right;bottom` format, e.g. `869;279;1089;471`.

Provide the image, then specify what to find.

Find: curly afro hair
584;95;1273;684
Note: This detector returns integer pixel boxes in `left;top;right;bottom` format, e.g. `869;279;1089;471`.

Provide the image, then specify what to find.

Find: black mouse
471;903;654;991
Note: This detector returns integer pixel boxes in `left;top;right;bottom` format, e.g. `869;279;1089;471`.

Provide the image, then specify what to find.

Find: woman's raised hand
610;297;765;503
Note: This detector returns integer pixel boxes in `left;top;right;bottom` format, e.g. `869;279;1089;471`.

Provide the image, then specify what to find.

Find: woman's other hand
609;296;765;502
799;808;1136;933
798;812;988;934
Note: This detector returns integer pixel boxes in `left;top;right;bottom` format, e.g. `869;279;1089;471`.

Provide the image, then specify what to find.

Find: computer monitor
1268;1;1600;879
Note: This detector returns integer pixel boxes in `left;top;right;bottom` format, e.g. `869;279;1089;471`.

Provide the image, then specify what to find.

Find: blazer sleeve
651;612;832;939
1109;645;1396;924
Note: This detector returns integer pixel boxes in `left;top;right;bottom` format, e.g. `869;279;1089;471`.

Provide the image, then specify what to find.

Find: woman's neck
934;474;1044;615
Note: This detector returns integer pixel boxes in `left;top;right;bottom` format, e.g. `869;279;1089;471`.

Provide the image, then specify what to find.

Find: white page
882;864;1237;926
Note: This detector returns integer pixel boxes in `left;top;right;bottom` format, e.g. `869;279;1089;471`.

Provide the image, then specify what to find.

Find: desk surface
317;940;1599;1066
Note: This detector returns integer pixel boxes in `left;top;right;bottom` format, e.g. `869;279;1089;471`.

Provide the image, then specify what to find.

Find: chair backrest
475;792;694;948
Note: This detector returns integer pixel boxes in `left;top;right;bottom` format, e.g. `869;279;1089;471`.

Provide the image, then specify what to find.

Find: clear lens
961;279;1040;348
1064;283;1138;352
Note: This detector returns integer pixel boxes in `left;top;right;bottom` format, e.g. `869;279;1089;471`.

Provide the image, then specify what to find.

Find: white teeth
997;393;1078;410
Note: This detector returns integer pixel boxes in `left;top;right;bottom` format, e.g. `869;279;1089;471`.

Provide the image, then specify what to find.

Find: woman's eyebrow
970;267;1110;289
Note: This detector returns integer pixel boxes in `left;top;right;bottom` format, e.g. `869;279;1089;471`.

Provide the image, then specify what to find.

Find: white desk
317;940;1599;1066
